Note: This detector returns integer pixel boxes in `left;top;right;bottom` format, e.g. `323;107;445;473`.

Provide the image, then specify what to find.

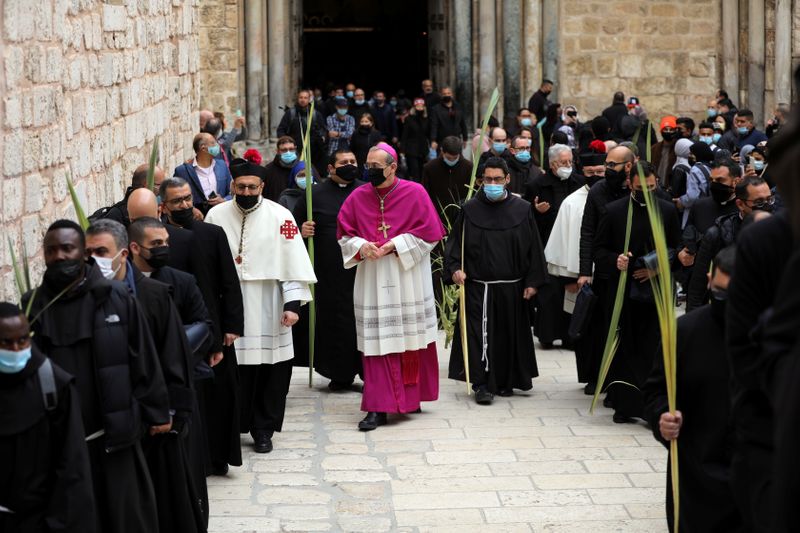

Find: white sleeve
339;236;368;269
280;280;313;305
391;233;437;271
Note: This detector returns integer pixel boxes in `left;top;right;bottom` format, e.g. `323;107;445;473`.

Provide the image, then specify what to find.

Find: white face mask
93;250;123;280
556;166;573;180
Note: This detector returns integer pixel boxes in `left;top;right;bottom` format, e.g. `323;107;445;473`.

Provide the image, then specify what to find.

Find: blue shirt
736;128;768;150
325;114;355;155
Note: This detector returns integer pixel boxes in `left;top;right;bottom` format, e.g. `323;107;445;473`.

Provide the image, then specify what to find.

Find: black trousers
405;155;425;182
239;360;293;437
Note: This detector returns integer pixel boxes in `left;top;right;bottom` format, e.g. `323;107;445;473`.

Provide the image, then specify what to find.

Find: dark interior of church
302;0;429;99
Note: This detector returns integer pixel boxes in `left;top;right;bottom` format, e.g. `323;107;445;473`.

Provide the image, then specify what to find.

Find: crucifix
378;220;391;239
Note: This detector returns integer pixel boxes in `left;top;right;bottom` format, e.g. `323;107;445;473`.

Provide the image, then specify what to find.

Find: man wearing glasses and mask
205;158;316;456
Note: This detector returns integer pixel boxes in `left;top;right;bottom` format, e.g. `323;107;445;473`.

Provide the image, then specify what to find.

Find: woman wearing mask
350;113;383;169
279;161;318;213
558;105;580;149
400;98;430;182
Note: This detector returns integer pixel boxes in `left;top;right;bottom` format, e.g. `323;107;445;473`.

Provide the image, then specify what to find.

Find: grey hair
87;218;129;251
548;143;571;163
159;176;190;199
368;146;395;165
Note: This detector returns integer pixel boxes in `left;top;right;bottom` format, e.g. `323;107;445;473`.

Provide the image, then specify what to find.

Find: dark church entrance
302;0;429;100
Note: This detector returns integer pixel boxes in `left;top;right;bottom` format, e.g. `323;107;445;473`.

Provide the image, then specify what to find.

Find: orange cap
660;116;677;130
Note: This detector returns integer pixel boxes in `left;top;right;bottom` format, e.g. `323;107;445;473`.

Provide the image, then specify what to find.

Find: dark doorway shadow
302;0;429;98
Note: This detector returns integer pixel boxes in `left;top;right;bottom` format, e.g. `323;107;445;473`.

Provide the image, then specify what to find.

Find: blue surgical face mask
752;159;765;171
280;151;298;165
483;184;506;201
443;156;459;167
346;90;354;98
336;108;348;116
295;177;307;190
0;346;32;374
207;144;221;157
515;150;531;163
492;142;507;154
707;108;718;118
520;118;533;127
355;98;365;105
737;126;750;136
428;147;438;160
712;133;722;143
699;135;713;145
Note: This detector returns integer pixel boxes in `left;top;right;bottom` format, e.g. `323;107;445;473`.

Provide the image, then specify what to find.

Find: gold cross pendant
378;221;391;238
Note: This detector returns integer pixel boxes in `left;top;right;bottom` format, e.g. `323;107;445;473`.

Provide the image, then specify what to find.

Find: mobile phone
208;191;217;199
236;109;243;117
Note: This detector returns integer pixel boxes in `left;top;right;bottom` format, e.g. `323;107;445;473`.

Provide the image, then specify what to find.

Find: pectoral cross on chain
378;220;391;239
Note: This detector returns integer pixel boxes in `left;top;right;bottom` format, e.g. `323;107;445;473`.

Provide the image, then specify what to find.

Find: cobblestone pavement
208;338;668;532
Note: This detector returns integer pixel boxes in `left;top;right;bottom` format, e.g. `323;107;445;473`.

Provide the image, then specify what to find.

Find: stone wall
0;0;200;302
197;0;242;117
557;0;721;122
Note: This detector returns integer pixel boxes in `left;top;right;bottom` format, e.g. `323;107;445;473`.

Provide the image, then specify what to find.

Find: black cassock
594;195;680;419
24;263;169;533
172;219;245;470
643;305;742;533
444;190;546;393
292;179;364;385
0;349;97;533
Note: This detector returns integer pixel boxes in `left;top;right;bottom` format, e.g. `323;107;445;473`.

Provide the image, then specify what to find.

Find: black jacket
429;103;469;144
682;196;739;253
421;157;472;222
401;114;430;157
370;104;398;140
524;170;585;246
350;127;383;169
686;212;742;311
276;105;327;154
602;102;629;137
579;179;629;277
527;89;550;121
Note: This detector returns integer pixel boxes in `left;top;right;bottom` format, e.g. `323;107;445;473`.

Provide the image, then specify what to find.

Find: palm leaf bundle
638;164;679;532
589;199;634;414
66;176;90;230
454;87;500;394
146;134;160;193
299;100;317;387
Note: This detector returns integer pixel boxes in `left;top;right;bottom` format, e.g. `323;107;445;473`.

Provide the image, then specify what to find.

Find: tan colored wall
0;0;200;302
557;0;721;123
197;0;242;117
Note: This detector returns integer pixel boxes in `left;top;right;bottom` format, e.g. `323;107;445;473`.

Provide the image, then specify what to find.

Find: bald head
127;188;159;222
608;145;635;164
132;164;166;192
199;109;214;130
192;132;216;154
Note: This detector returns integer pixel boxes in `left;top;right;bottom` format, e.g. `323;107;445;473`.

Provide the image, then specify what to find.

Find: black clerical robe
170;218;244;470
725;213;793;532
24;262;169;533
643;305;742;533
292;179;364;385
594;195;681;418
0;349;96;533
444;190;546;393
130;266;206;533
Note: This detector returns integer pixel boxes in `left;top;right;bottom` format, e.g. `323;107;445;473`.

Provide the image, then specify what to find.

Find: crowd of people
1;72;799;533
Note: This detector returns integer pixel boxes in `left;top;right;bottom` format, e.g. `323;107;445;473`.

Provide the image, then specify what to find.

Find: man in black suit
126;187;194;272
159;176;245;476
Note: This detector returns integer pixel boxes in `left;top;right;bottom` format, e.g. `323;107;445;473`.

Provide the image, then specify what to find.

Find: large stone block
2;177;23;221
3;130;24;176
5;96;22;129
24;173;45;213
617;55;643;77
103;4;127;32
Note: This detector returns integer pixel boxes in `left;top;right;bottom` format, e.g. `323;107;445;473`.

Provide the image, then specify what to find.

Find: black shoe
475;387;494;405
613;413;637;424
540;341;554;349
253;432;273;453
497;389;514;397
328;380;354;391
583;383;596;396
358;412;387;431
603;396;613;408
210;461;229;476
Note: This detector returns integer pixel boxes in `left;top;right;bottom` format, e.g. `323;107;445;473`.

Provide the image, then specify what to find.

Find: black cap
230;158;268;181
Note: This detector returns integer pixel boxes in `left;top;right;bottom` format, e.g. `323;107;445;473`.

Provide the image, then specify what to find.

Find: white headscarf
673;138;693;169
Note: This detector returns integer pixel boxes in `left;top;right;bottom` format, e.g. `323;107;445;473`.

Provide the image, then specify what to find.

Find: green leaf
66;176;90;230
466;88;500;201
146;134;160;193
305;99;316;387
8;237;26;298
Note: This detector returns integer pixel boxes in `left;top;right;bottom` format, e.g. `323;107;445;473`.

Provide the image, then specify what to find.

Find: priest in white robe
205;158;316;453
337;143;446;431
544;146;607;385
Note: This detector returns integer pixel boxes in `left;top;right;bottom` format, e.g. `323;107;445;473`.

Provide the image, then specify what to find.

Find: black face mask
710;287;728;323
143;246;170;270
43;259;84;291
367;167;388;187
584;174;603;188
709;181;735;205
661;131;676;142
605;167;627;189
631;190;646;205
170;206;195;228
441;96;453;104
335;164;359;182
235;194;260;210
358;125;371;133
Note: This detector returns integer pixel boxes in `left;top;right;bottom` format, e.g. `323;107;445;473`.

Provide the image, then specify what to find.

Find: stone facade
0;0;200;301
198;0;243;114
558;0;721;121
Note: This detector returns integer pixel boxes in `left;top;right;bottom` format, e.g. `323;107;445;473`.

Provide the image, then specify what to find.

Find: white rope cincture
475;279;522;373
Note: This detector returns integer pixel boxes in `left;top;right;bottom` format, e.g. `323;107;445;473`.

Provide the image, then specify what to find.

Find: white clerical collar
141;271;152;277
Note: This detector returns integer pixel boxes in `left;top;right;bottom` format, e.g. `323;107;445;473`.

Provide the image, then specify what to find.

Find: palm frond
146;134;160;192
305;100;316;387
8;237;26;298
466;88;500;201
66;176;90;230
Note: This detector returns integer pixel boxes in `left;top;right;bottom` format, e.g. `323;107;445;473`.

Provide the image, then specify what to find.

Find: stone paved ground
207;338;668;532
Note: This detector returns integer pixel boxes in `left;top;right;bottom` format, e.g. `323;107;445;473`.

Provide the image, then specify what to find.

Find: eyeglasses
364;164;388;171
234;184;261;193
605;161;626;169
746;196;775;207
481;176;507;184
166;194;193;208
